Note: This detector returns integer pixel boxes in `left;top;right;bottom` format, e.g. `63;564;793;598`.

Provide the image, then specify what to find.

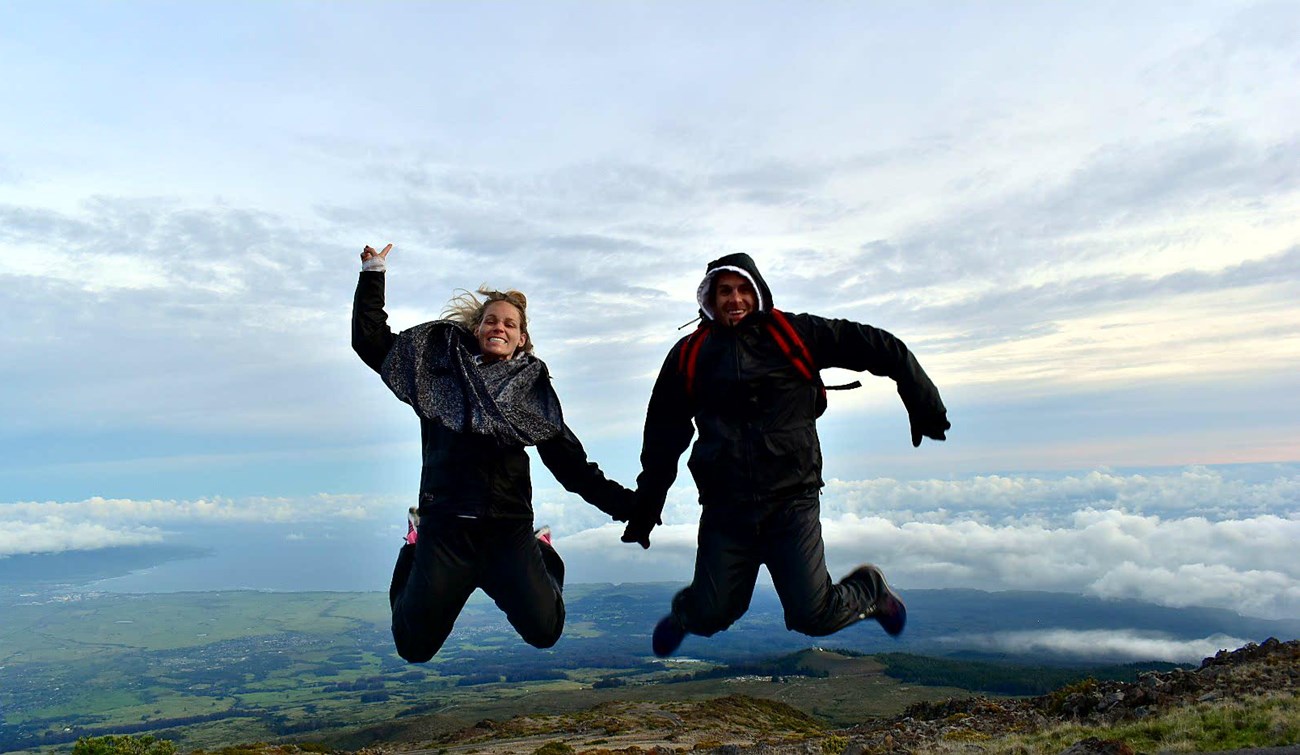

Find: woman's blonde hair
441;286;534;354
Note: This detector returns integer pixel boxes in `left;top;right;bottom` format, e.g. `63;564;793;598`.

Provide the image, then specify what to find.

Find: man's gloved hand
909;411;950;447
621;515;659;549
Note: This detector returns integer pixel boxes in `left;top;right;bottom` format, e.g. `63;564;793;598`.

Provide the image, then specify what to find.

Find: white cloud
0;520;163;556
7;245;171;292
555;466;1300;618
0;494;397;557
813;511;1300;619
808;468;1300;618
3;465;1298;618
821;466;1300;521
1089;562;1300;620
951;629;1252;664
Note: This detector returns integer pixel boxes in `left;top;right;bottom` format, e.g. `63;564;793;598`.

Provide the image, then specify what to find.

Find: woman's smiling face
476;300;527;362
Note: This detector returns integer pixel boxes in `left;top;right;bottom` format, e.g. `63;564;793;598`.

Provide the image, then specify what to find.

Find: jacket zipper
736;330;758;506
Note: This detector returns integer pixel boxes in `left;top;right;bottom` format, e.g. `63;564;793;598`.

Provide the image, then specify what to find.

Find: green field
0;587;1205;753
0;589;970;752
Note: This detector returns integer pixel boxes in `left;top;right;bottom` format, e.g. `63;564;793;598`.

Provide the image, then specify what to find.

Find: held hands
597;487;655;546
360;243;392;272
620;490;661;549
621;515;659;550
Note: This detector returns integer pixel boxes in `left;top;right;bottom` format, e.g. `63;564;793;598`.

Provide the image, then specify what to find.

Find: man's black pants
390;516;565;663
672;495;878;638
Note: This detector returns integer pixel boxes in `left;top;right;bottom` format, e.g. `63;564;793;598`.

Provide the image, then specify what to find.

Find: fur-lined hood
695;252;775;322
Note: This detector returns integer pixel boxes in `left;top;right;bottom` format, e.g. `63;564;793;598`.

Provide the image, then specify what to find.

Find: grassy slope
912;692;1300;755
320;651;968;751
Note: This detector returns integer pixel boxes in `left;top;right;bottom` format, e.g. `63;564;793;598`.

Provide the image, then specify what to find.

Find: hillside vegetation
8;586;1297;754
390;638;1300;755
67;638;1299;755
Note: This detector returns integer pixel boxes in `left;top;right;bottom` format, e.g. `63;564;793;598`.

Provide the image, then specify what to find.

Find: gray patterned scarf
381;320;563;446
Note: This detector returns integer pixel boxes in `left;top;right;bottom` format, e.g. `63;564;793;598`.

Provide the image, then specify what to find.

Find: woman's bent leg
391;519;477;663
481;521;565;649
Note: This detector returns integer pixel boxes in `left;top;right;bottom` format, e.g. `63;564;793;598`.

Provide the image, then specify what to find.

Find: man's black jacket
352;271;632;521
635;254;947;519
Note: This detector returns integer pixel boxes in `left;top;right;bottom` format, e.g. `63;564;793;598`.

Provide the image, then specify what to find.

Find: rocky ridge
840;637;1299;754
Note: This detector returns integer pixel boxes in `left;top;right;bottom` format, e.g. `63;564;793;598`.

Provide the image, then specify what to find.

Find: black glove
909;411;950;447
621;515;659;549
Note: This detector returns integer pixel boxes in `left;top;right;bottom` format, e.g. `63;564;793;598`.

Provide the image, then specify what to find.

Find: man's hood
696;252;774;322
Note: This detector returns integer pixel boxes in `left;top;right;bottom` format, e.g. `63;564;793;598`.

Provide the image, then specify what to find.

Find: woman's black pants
389;516;565;663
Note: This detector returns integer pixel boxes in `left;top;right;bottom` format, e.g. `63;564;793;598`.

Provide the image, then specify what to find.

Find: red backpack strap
769;310;863;396
676;326;710;400
768;309;844;417
766;309;816;381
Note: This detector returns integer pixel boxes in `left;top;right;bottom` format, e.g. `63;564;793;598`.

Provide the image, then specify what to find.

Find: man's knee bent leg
677;589;747;637
690;611;740;637
784;608;844;637
782;590;860;637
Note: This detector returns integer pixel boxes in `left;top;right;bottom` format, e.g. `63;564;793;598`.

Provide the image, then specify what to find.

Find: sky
2;0;1299;636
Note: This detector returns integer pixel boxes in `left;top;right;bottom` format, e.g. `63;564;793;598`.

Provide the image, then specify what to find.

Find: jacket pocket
758;425;821;492
761;425;818;458
686;440;722;488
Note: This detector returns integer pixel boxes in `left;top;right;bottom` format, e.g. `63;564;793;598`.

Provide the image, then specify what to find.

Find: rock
1058;737;1135;755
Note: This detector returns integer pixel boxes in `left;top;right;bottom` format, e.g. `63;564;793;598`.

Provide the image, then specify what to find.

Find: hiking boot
872;584;907;637
652;613;687;657
534;525;552;547
845;564;907;637
405;507;420;545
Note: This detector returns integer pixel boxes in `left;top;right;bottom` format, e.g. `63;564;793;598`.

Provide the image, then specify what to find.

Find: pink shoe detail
405;507;419;545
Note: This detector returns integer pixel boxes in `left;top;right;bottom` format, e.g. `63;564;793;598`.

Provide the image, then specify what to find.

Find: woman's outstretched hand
361;243;392;271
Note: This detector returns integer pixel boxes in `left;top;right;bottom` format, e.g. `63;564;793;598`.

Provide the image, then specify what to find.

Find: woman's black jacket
352;271;632;522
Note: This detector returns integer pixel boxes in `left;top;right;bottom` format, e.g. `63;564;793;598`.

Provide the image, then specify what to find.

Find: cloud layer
949;629;1253;664
6;465;1297;619
571;466;1300;620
